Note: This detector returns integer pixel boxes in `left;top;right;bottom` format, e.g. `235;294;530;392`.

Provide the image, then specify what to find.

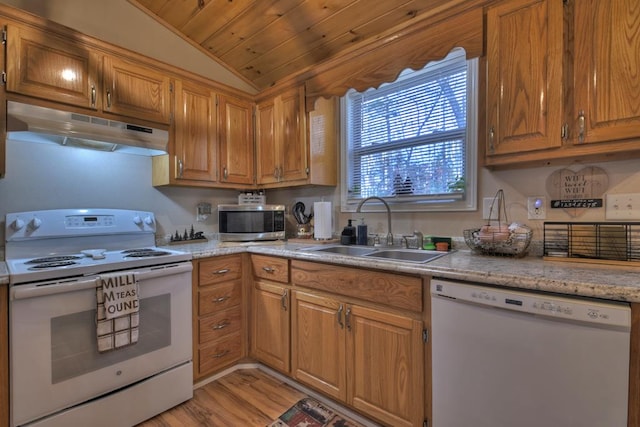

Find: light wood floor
136;368;307;426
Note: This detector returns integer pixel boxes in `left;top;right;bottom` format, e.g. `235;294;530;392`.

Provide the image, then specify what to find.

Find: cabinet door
574;0;640;145
486;0;564;156
5;23;99;109
218;94;255;185
102;55;171;124
291;291;347;401
255;99;279;184
278;86;308;183
347;305;424;427
251;281;290;373
173;79;217;183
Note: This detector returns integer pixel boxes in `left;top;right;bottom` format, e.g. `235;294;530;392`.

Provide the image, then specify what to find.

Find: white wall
0;139;239;244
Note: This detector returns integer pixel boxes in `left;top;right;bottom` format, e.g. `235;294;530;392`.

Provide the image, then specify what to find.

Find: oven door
10;262;193;426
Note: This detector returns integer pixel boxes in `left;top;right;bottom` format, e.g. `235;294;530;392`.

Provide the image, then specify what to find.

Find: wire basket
463;189;533;257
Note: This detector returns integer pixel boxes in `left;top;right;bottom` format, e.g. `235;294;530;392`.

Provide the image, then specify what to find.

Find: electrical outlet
482;198;495;220
527;196;546;220
605;193;640;220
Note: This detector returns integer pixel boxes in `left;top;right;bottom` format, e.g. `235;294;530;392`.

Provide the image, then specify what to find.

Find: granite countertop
2;240;639;303
165;239;640;303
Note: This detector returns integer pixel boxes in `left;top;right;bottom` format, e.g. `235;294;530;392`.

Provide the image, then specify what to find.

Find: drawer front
199;281;242;316
198;332;242;374
291;259;423;312
199;255;242;286
199;305;242;345
252;254;289;283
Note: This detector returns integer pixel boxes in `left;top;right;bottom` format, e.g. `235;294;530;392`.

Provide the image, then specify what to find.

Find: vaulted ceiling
128;0;468;92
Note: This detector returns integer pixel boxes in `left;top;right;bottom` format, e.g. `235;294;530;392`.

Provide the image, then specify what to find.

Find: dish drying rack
543;221;640;266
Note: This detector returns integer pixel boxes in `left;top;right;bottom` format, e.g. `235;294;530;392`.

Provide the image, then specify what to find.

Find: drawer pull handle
337;304;344;329
213;296;230;303
212;320;230;330
281;289;288;311
262;266;275;273
213;350;229;358
213;269;230;275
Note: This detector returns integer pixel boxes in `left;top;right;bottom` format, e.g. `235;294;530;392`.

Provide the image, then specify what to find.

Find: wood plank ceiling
128;0;461;92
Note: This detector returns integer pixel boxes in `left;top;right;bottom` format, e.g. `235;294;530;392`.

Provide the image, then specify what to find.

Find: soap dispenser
341;219;357;245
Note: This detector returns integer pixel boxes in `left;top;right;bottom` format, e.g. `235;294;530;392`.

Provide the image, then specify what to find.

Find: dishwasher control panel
431;279;631;328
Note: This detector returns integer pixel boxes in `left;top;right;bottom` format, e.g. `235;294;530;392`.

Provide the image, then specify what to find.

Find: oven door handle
11;262;193;300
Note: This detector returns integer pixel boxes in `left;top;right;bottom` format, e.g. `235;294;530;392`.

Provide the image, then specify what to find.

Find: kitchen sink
300;244;451;263
307;245;376;256
364;249;447;263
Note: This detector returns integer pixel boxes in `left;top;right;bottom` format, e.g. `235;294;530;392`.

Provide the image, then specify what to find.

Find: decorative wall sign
545;166;609;217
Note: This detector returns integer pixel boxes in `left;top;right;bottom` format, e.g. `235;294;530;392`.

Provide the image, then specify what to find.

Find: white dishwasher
431;278;631;427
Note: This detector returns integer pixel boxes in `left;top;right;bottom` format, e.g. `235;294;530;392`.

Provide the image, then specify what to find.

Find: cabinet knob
177;159;184;178
488;126;495;153
91;85;96;107
106;89;112;108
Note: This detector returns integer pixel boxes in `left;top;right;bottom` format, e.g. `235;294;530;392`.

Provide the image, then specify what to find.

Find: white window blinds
343;49;477;211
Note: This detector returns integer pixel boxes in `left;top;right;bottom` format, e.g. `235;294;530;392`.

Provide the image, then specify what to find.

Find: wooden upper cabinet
102;55;171;124
172;79;217;183
486;0;564;157
218;93;254;185
573;0;640;145
256;86;307;186
5;23;100;109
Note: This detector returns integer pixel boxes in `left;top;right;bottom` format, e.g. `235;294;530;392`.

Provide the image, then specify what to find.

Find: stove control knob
133;215;142;225
29;217;42;230
11;218;25;230
143;215;154;226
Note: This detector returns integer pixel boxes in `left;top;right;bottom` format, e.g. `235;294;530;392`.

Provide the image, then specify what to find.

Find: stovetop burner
122;248;172;258
26;255;82;264
28;261;79;270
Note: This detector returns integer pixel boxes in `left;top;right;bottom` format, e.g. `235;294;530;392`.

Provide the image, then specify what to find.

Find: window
341;48;477;212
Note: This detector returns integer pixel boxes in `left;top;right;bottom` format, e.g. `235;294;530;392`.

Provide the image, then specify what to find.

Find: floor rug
268;397;366;427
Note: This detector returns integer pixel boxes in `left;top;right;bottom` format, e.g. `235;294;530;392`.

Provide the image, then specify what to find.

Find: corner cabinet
485;0;640;167
193;255;245;381
218;94;255;186
250;255;291;373
256;85;308;186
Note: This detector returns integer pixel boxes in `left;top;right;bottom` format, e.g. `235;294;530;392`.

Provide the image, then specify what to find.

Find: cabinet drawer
198;332;242;374
199;281;241;316
291;259;423;312
199;255;242;286
199;305;242;345
252;255;289;283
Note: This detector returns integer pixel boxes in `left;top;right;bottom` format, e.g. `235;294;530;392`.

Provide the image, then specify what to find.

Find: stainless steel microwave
218;204;286;241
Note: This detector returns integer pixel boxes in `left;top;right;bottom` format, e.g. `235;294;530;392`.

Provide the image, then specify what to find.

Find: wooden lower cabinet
292;290;424;427
250;255;291;373
251;281;291;373
194;255;245;380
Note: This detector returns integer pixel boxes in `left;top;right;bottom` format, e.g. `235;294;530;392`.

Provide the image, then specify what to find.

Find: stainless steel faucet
356;196;393;246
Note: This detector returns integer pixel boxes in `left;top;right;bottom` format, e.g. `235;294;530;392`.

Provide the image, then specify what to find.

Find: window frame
340;48;478;213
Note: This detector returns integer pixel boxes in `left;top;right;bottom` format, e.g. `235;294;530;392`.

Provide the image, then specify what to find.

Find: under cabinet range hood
6;101;169;156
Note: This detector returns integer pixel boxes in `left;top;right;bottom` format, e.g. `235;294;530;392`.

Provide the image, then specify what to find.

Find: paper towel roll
313;201;332;240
